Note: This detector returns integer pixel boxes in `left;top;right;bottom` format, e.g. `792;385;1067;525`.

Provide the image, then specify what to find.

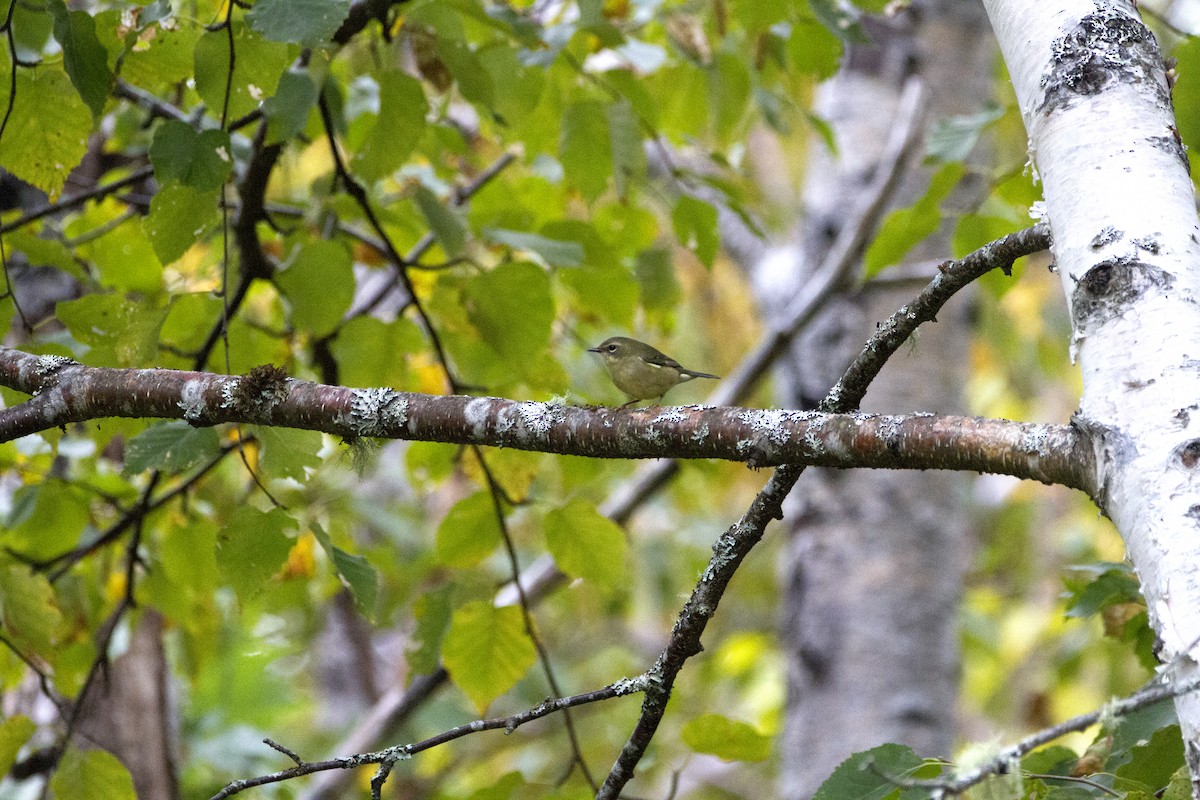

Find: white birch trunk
983;0;1200;789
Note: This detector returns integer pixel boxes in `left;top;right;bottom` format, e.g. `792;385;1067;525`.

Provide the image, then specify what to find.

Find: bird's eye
606;344;618;352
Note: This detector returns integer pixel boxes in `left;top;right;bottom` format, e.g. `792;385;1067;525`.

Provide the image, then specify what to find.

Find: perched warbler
588;336;719;407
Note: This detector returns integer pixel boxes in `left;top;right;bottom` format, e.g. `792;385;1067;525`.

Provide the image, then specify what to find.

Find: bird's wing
642;351;683;370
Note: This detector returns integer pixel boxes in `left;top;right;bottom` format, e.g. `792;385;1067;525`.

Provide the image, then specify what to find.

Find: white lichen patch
611;675;648;696
644;426;666;446
179;378;209;423
35;354;75;378
1020;427;1050;454
517;401;564;436
653;408;689;424
464;397;495;438
877;415;905;441
345;387;406;437
738;408;795;447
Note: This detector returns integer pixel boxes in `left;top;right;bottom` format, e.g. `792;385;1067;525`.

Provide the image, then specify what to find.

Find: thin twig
338;150;517;323
34;442;242;579
476;449;598;790
208;678;641;799
0;167;155;236
314;94;459;392
895;674;1200;798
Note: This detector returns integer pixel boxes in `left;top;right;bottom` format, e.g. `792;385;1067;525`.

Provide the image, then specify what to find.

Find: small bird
588;336;719;407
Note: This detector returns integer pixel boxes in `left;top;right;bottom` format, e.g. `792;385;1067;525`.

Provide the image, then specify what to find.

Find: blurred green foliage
0;0;1179;798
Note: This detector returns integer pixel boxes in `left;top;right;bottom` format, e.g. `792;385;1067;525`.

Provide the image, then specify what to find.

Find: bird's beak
587;346;601;353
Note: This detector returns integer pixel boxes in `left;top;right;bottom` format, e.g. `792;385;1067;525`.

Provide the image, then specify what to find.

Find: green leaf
406;442;458;486
812;744;935;800
159;517;219;598
193;24;292;123
51;748;136;800
160;292;224;354
755;86;794;135
264;69;320;145
435;37;494;108
1171;38;1200;178
1020;745;1079;775
786;18;843;78
149;121;233;191
329;316;423;387
542;219;638;326
1115;725;1184;790
543;500;628;591
926;104;1005;163
409;585;453;675
462;772;528;800
1063;563;1141;618
954;214;1025;261
46;0;113;116
435;492;501;568
351;71;429;181
9;2;53;57
217;507;295;601
5;229;86;281
635;248;681;311
0;563;63;655
672;195;720;268
312;525;378;620
123;421;221;475
864;162;965;278
443;601;536;712
560;261;639;327
477;42;543;124
607;99;644;200
728;0;790;29
145;184;221;265
56;294;169;367
248;0;351;46
464;262;553;364
1107;699;1179;772
3;482;89;561
1164;767;1192;800
0;716;35;777
254;426;322;482
807;0;868;42
0;67;91;199
560;100;612;202
604;69;660;128
79;215;164;293
414;187;468;259
276;240;355;337
121;21;201;91
484;229;584;268
681;714;772;762
708;53;752;144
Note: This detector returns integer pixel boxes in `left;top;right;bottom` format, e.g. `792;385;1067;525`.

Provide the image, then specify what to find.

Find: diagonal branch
593;221;1053;798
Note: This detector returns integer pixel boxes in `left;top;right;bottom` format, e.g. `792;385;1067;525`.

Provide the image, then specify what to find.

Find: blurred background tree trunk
762;4;996;796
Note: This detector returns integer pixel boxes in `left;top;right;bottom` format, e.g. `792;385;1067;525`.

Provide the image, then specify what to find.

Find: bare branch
208;678;642;799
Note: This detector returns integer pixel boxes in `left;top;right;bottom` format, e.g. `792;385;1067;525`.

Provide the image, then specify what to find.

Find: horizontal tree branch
0;348;1095;495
